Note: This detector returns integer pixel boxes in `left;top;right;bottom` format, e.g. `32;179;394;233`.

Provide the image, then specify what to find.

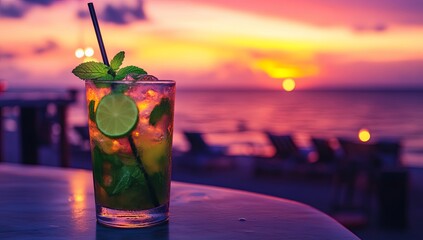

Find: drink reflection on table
95;223;169;240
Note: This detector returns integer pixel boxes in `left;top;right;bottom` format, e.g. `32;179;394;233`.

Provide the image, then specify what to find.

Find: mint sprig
88;100;96;122
116;66;147;80
97;74;114;80
71;51;147;82
149;98;172;126
110;51;125;71
72;62;109;80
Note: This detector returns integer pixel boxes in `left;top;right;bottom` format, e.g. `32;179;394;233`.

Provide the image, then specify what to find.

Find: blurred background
1;0;422;239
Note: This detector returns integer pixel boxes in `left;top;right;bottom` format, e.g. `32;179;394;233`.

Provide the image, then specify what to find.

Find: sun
282;78;296;92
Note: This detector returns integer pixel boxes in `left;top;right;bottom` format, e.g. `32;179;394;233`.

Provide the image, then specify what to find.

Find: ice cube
145;89;158;100
152;129;165;142
122;73;140;81
139;75;158;81
123;74;158;82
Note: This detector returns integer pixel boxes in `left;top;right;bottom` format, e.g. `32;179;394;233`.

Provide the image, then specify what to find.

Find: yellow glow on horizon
135;38;228;72
254;59;319;79
282;78;296;92
272;68;301;79
358;128;371;142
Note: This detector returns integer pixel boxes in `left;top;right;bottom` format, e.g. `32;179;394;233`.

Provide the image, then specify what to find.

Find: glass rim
84;80;175;84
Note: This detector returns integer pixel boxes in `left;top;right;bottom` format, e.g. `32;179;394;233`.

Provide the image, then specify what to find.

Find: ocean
68;89;423;167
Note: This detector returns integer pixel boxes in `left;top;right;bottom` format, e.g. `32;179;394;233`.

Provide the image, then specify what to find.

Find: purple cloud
77;1;147;25
0;3;27;18
102;4;128;25
33;40;58;54
100;2;147;25
353;23;388;33
77;9;89;19
0;0;58;19
22;0;56;6
0;51;16;60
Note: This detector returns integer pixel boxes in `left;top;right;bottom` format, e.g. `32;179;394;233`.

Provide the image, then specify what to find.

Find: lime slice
95;93;139;138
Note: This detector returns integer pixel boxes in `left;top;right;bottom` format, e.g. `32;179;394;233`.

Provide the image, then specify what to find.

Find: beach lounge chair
254;132;308;176
183;131;226;155
309;137;338;175
267;133;301;160
311;137;337;164
330;138;381;228
374;139;408;229
375;139;402;168
73;125;90;151
179;131;232;170
74;125;90;142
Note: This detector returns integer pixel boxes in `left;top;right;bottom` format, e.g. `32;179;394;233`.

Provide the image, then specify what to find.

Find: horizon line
5;86;423;92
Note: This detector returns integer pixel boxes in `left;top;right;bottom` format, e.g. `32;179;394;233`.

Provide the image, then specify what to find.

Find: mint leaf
92;146;104;185
151;171;169;204
111;165;133;195
149;98;172;126
89;100;96;122
110;165;147;195
110;51;125;71
131;166;145;183
93;145;138;195
72;61;109;80
113;84;129;93
116;66;147;80
97;73;114;80
94;74;114;88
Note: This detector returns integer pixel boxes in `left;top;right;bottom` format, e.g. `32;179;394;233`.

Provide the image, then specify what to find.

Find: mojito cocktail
85;79;175;228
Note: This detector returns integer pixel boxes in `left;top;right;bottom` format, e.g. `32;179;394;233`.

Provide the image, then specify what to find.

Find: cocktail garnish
72;51;147;81
95;94;139;138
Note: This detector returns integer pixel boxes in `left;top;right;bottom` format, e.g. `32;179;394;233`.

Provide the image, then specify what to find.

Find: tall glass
84;79;175;228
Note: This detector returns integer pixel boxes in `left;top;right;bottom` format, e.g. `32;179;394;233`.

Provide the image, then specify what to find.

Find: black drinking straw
87;2;160;207
88;3;109;66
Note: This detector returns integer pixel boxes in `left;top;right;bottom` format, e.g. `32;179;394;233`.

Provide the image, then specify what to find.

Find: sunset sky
0;0;422;90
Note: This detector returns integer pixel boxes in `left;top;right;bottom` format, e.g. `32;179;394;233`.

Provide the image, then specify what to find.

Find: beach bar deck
0;89;77;167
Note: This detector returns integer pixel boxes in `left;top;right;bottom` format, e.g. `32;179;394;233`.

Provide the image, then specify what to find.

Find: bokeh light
75;48;85;58
358;128;371;142
84;47;94;57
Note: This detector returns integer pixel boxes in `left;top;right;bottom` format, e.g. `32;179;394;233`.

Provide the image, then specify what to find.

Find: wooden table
0;90;77;167
0;163;359;239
